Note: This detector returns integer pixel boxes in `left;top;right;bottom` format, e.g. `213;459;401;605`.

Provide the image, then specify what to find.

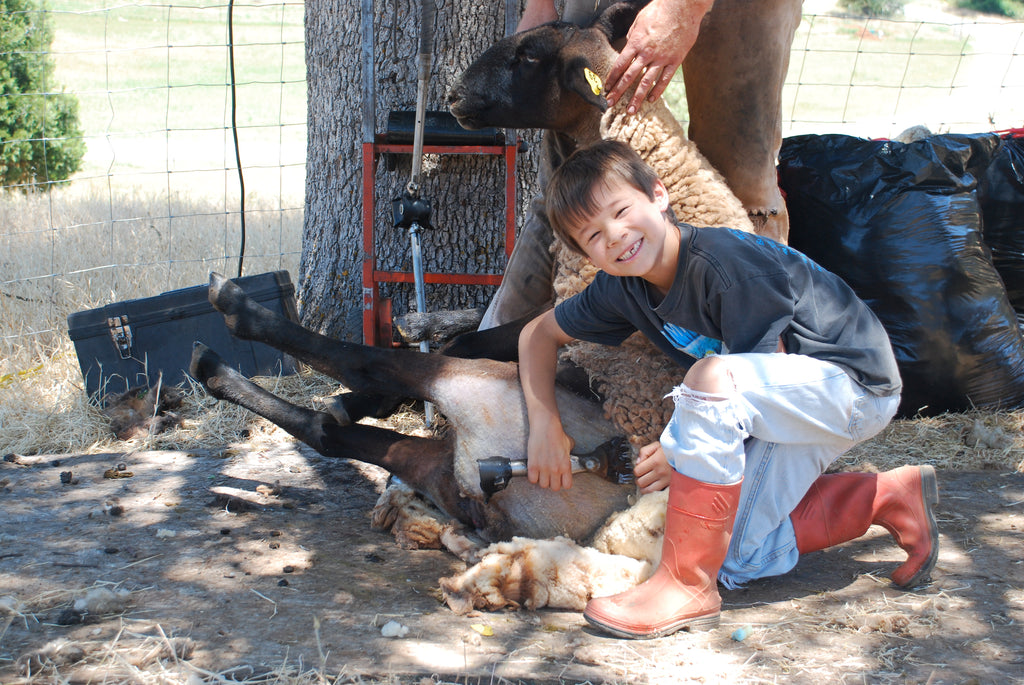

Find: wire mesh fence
1;0;305;374
783;5;1023;136
0;1;1022;378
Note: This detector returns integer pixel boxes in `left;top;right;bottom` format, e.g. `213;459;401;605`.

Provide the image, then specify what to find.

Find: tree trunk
301;0;543;342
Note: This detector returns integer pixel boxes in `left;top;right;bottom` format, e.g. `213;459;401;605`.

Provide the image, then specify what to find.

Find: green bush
837;0;906;17
958;0;1024;18
0;0;85;190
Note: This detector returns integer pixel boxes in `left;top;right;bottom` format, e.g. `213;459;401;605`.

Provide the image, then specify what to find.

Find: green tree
958;0;1024;18
0;0;84;190
838;0;906;17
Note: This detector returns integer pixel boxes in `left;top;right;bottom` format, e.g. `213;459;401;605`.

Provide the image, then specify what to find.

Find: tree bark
301;0;543;342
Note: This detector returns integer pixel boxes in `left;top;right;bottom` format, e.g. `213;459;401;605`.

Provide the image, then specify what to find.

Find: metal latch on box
107;315;133;359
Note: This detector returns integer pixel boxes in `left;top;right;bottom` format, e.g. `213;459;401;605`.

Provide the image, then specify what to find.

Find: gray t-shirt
554;224;902;396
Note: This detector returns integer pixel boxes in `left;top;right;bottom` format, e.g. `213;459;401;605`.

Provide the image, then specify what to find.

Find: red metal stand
361;138;519;346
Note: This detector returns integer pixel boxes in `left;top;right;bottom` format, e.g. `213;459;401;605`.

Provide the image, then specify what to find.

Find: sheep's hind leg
323;392;406;425
208;271;318;351
188;342;486;529
190;341;323;435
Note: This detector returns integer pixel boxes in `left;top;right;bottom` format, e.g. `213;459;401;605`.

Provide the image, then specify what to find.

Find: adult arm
517;0;558;32
605;0;715;113
519;309;577;491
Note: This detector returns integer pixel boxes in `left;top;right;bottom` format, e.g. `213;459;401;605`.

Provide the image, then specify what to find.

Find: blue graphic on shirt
728;228;827;274
663;323;722;358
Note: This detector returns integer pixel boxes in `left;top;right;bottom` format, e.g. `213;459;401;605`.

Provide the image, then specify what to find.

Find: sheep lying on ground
370;1;760;614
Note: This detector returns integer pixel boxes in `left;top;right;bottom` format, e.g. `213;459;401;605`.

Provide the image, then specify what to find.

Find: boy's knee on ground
682;356;735;396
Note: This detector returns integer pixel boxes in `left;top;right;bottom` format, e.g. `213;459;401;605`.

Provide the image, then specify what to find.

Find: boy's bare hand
634;441;673;493
526;421;574;491
519;309;577;492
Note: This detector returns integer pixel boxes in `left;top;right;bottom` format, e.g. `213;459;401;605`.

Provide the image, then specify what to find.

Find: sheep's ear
563;58;609;112
591;0;649;43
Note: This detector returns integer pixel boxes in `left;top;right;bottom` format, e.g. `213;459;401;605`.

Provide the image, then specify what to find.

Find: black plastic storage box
68;271;299;401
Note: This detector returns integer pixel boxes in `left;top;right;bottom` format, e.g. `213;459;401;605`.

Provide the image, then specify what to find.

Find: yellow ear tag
584;67;603;96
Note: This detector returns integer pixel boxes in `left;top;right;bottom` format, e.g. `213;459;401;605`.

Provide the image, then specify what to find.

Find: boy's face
568;178;679;290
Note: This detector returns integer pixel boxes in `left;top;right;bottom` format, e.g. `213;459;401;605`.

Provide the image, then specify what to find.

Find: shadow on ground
0;444;1021;683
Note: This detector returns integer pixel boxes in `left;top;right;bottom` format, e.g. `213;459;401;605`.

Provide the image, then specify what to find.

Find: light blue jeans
659;353;901;588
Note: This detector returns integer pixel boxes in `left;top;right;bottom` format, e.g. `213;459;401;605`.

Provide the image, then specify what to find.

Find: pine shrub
0;0;85;190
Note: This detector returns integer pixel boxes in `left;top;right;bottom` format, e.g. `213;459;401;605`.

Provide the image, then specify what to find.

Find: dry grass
839;409;1024;473
0;177;301;458
0;178;301;376
0;335;436;459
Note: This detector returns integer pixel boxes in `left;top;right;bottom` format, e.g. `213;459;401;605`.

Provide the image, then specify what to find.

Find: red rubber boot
790;465;940;587
583;471;742;639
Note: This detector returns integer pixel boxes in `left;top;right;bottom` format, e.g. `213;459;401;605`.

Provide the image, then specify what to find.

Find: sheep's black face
449;24;583;131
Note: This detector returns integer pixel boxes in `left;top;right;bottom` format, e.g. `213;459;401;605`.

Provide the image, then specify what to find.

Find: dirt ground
1;440;1022;684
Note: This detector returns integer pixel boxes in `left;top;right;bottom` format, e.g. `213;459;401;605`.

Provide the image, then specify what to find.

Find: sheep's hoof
207;272;262;340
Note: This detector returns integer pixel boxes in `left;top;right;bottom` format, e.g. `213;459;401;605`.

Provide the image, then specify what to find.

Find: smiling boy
518;140;939;639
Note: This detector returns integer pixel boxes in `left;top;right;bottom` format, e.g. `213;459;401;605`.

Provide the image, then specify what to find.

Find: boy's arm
518;309;577;491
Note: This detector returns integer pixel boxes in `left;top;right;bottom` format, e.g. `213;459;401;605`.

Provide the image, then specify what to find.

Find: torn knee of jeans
665;383;733;407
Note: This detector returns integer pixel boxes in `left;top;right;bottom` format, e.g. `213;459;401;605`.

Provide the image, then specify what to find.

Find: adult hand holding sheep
517;0;714;114
502;0;797;246
604;0;714;114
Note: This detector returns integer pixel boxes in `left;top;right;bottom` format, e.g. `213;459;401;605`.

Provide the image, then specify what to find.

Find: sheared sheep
423;1;766;613
191;2;763;618
192;270;676;615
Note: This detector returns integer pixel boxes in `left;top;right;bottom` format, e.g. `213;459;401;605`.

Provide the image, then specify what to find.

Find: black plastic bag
978;136;1024;320
778;132;1024;417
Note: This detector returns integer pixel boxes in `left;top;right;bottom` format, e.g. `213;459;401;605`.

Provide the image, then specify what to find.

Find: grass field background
45;0;306;196
0;0;1021;455
1;1;306;386
664;0;1023;134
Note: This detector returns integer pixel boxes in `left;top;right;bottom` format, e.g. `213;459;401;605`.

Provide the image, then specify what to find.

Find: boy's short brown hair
545;140;667;255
